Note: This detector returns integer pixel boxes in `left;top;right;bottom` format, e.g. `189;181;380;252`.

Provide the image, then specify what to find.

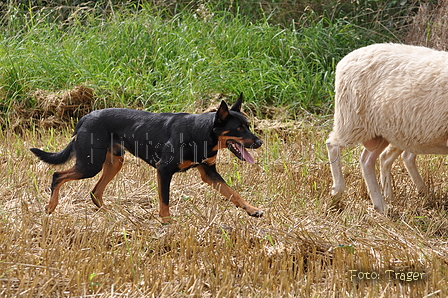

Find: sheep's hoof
373;204;387;214
331;186;345;197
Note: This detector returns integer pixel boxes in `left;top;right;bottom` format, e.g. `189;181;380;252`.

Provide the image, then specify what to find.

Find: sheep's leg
402;151;427;194
360;137;389;213
326;141;346;197
379;145;403;201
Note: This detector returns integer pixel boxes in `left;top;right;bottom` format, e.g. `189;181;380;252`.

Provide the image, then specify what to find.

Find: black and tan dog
31;94;263;223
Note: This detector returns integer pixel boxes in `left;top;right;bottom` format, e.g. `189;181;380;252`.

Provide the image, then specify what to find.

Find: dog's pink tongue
237;143;255;164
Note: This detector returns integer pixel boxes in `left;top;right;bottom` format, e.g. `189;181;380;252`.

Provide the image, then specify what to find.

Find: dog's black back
76;108;219;169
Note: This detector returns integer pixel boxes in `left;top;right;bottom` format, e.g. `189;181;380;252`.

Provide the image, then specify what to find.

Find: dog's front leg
197;164;263;217
156;165;175;223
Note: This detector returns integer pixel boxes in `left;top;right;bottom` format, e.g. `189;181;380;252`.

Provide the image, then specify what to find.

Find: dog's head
213;93;262;164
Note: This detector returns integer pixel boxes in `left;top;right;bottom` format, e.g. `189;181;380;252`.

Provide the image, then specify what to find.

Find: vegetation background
0;0;420;124
1;0;448;297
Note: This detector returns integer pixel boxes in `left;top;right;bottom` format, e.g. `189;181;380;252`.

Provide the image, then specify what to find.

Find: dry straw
6;85;93;130
405;0;448;51
1;114;447;296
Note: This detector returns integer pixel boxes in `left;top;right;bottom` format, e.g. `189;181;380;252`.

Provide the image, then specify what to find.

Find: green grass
0;3;390;122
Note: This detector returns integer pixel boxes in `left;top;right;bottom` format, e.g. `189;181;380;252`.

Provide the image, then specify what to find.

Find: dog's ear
230;93;243;112
215;100;230;125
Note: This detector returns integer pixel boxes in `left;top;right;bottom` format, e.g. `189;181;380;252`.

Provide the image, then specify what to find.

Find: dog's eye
237;123;249;131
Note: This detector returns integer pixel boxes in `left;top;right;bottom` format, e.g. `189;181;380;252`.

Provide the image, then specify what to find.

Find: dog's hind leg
47;167;84;214
47;149;107;214
197;164;263;217
90;150;124;208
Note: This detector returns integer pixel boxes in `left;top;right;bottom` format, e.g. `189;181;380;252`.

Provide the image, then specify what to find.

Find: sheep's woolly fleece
328;43;448;154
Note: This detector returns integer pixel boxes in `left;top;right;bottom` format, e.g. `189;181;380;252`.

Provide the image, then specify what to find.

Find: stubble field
1;117;447;297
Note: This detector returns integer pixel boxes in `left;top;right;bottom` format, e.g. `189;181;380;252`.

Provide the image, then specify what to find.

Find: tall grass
0;2;390;122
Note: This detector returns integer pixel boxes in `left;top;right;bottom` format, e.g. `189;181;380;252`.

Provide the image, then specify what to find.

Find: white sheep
326;43;448;213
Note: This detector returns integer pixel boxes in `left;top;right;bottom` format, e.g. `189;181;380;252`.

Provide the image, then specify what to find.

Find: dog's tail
30;140;75;165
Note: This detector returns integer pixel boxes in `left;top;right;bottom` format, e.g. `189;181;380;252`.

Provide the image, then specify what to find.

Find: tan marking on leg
90;151;124;208
47;167;83;214
202;155;216;166
197;166;262;217
178;160;196;171
157;172;171;223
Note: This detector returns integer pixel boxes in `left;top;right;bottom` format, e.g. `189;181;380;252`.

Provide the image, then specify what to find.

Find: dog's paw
45;204;55;214
241;205;263;218
252;210;264;217
248;210;264;218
